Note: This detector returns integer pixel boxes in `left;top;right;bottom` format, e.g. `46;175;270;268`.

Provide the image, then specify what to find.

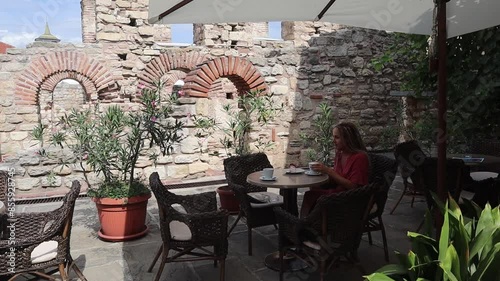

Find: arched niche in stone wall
137;51;210;101
14;51;116;106
182;56;268;98
39;79;88;131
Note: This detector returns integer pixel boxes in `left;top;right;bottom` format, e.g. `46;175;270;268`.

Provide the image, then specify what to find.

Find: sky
0;0;281;48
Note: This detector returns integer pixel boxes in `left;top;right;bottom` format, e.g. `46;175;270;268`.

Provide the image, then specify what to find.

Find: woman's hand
310;162;328;174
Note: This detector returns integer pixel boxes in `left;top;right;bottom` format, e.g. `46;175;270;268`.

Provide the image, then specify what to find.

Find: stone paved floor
8;175;427;281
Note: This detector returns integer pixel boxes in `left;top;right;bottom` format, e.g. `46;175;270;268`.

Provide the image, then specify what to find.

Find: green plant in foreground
364;195;500;281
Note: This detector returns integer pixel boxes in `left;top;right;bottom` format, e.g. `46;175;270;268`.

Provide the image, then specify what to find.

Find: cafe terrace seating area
1;144;500;281
0;162;432;280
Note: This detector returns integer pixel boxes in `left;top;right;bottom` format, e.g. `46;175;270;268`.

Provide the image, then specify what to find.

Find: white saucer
260;176;277;181
305;170;322;176
285;168;305;174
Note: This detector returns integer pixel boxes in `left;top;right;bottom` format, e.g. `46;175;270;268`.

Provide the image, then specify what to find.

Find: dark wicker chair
390;140;427;214
223;153;283;256
0;180;86;281
148;172;229;281
416;157;466;231
364;153;398;262
274;182;377;281
0;171;8;239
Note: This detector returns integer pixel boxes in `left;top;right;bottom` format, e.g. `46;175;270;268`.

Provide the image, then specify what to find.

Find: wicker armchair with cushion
273;183;377;281
0;180;86;281
390;140;427;214
148;172;229;281
364;153;398;262
223;153;283;256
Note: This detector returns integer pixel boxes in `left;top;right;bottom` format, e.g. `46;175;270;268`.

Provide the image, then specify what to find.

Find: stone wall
0;0;405;194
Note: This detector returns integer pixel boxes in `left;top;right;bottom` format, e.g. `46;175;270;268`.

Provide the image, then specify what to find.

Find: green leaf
364;272;397;281
470;242;500;281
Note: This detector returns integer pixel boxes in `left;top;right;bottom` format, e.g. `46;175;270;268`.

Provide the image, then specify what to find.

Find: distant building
0;42;14;54
34;22;60;43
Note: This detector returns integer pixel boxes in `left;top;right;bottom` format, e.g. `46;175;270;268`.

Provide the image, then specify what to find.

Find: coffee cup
308;162;321;174
261;168;274;179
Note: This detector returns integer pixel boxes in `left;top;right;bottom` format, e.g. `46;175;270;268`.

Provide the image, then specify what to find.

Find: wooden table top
247;169;329;190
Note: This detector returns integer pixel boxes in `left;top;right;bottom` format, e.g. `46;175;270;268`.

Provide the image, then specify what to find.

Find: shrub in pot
33;81;183;241
193;90;283;213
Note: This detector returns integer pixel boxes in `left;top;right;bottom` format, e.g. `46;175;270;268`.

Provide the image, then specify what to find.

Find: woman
300;122;370;217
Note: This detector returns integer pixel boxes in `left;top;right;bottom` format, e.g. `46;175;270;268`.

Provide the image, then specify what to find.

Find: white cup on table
261;168;274;179
308;162;321;174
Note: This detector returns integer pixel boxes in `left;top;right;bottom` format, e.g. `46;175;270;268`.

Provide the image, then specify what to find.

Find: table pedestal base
264;251;309;272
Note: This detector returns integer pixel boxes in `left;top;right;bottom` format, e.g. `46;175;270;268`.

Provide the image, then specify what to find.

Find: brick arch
182;56;267;98
137;51;209;87
15;51;114;105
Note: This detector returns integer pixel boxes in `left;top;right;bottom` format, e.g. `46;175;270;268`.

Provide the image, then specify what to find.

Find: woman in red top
300;122;370;217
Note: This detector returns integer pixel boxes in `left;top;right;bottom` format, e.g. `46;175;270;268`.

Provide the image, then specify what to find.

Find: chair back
223;153;272;193
394;140;426;173
367;153;398;217
0;171;7;206
307;183;377;253
420;157;466;205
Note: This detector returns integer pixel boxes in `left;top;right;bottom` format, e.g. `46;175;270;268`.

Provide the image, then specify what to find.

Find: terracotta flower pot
92;193;151;242
216;185;240;214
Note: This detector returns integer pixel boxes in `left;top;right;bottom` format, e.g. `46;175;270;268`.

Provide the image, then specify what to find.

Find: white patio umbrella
149;0;499;39
148;0;500;201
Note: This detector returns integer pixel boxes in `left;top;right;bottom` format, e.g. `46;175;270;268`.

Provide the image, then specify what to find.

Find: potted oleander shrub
33;81;183;241
194;90;283;213
364;195;500;281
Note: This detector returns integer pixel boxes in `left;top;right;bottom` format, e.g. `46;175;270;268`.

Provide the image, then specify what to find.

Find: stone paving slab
7;176;426;281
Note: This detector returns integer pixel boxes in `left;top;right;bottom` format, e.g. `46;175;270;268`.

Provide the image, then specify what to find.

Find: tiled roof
0;42;14;54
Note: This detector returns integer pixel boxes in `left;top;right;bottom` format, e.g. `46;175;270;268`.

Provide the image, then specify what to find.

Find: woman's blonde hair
334;122;366;153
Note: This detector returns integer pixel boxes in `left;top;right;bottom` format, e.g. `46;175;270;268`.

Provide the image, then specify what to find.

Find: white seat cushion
31;240;58;264
470;171;498;181
303;240;321;250
249;192;284;208
169;203;192;241
407;177;413;185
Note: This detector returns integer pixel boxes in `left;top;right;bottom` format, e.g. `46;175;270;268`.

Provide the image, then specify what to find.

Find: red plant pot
216;185;240;214
92;193;151;242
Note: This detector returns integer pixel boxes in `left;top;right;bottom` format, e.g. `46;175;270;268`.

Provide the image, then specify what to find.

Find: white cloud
0;32;37;48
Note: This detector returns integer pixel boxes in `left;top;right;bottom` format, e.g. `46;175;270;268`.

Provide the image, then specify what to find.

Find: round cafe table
246;168;329;216
246;168;329;271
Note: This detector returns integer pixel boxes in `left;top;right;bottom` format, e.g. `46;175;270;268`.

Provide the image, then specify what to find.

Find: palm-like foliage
365;195;500;281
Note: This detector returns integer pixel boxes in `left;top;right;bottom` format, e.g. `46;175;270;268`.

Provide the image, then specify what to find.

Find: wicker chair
364;153;398;262
274;183;377;281
390;140;427;214
148;172;229;281
223;153;283;256
0;171;8;239
0;180;86;281
416;157;466;231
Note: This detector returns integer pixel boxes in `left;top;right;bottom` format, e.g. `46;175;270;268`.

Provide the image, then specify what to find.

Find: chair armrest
173;191;217;213
7;209;64;240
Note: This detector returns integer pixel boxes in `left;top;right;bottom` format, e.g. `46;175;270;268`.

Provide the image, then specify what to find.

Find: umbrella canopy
149;0;500;38
148;0;500;204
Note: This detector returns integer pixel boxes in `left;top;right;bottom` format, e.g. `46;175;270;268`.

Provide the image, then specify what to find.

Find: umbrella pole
436;0;448;231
